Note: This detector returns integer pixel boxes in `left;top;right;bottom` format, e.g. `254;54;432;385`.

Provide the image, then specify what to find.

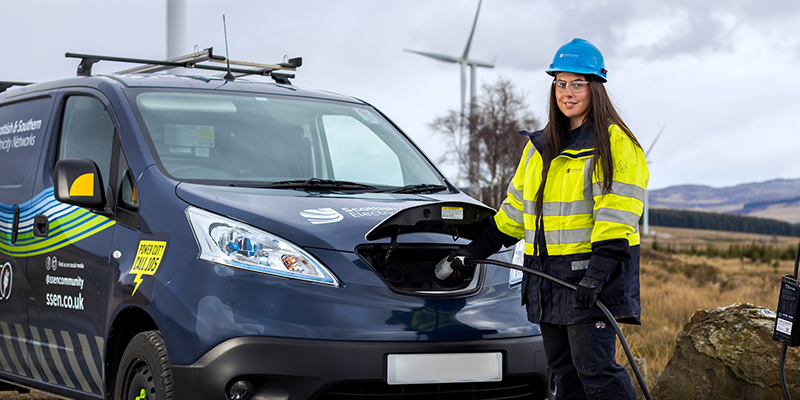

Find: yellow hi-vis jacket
495;123;649;325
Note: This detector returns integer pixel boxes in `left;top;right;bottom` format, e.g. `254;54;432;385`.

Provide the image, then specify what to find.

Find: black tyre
547;368;557;400
114;331;174;400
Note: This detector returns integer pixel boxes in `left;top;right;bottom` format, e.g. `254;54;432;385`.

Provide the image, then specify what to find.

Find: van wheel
114;331;174;400
546;368;557;400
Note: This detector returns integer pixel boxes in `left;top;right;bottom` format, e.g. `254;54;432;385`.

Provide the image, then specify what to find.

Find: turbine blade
646;124;666;157
404;49;459;63
466;58;495;68
462;0;483;59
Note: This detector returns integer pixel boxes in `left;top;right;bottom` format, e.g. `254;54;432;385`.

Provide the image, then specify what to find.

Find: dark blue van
0;50;552;400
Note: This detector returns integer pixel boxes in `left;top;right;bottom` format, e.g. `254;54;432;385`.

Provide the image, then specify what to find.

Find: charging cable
781;343;790;400
470;258;653;400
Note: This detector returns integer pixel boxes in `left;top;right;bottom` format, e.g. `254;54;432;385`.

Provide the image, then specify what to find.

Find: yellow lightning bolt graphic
132;273;144;296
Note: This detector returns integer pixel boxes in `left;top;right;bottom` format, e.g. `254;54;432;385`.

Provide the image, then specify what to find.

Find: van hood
175;183;494;252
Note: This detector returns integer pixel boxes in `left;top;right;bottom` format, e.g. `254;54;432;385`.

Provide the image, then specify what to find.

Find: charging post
773;241;800;400
775;275;800;346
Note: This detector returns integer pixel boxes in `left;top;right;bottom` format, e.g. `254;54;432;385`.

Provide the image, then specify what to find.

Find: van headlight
509;240;524;287
186;206;340;286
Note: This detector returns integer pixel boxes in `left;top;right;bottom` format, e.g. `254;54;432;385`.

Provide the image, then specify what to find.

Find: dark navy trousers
540;322;637;400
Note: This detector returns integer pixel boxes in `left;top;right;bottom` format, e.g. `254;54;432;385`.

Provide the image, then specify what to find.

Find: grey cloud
547;1;728;60
557;0;800;61
423;0;800;71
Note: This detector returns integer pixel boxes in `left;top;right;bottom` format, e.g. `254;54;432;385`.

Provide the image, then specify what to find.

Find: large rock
653;303;800;400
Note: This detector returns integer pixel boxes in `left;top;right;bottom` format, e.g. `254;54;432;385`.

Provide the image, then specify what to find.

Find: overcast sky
1;0;798;190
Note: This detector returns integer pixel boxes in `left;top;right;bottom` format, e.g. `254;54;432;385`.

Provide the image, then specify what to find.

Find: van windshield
129;90;445;190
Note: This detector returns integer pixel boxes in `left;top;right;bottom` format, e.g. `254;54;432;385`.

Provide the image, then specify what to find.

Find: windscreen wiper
263;178;378;191
390;184;449;194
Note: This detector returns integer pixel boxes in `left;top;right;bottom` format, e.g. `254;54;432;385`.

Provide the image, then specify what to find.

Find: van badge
300;208;344;224
130;240;167;296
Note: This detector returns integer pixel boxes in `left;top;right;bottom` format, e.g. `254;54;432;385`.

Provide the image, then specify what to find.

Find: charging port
355;244;484;298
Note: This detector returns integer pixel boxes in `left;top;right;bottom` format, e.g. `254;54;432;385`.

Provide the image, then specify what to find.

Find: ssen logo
300;208;344;224
0;263;11;300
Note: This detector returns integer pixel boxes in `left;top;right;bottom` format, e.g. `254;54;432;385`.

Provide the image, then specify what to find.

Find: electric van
0;50;553;400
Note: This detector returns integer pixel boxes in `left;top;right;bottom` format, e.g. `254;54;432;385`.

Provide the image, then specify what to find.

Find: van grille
318;376;546;400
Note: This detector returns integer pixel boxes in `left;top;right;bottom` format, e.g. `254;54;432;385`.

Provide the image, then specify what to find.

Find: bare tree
430;78;539;209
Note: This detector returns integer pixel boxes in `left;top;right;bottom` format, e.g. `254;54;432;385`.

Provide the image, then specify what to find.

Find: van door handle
34;214;49;238
11;206;19;244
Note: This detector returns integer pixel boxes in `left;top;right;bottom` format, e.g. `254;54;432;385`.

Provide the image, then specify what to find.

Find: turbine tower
643;124;666;236
167;0;187;75
404;0;495;117
167;0;187;59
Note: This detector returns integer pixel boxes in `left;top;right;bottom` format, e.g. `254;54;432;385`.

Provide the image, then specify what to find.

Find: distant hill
649;178;800;224
646;208;800;236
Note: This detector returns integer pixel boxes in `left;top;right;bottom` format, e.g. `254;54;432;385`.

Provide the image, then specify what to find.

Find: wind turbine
643;124;666;236
404;0;495;117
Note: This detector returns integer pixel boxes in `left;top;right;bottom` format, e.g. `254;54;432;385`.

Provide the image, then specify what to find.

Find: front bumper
171;335;550;400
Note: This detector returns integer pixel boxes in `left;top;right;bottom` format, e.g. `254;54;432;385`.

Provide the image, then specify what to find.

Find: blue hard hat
546;38;607;82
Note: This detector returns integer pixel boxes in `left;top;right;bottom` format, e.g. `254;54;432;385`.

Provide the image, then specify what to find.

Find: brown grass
617;226;791;388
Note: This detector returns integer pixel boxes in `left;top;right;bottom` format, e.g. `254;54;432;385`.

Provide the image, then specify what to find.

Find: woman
451;38;648;399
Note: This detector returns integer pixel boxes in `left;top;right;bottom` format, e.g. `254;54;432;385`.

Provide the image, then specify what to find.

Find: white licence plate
386;353;503;385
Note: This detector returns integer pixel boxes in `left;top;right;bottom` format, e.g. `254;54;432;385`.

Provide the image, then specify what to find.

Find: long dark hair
534;75;642;217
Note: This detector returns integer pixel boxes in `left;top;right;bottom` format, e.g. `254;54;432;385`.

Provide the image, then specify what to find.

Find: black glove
448;247;473;274
576;276;604;308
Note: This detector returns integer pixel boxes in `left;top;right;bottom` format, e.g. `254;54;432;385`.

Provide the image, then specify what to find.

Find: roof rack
0;81;33;93
64;47;302;84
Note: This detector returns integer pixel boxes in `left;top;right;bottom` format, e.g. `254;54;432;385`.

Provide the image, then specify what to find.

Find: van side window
116;150;137;209
0;97;52;187
114;145;138;228
57;96;115;187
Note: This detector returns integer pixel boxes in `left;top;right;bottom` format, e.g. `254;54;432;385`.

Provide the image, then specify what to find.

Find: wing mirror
53;159;106;209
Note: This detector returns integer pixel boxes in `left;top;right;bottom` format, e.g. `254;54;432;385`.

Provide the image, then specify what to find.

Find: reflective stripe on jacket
495;123;649;325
